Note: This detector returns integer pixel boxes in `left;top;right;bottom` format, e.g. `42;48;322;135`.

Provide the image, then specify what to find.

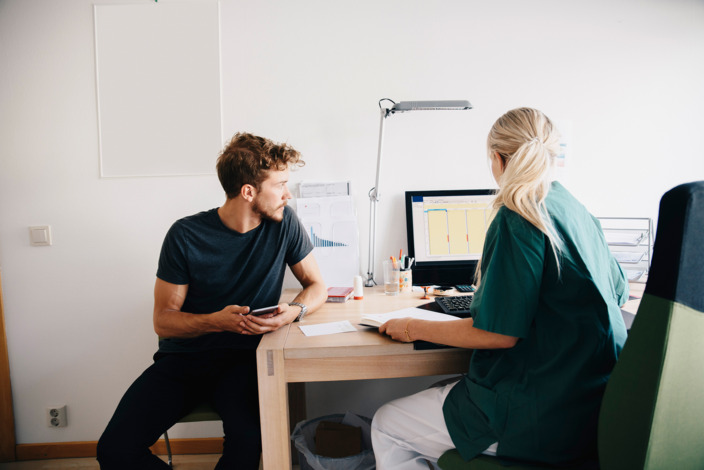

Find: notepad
359;307;459;328
326;287;354;303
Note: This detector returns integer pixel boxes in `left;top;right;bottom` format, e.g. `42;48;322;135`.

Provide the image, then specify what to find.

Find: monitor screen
405;189;496;286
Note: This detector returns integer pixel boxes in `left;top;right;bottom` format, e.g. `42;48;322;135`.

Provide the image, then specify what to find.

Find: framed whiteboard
94;2;222;177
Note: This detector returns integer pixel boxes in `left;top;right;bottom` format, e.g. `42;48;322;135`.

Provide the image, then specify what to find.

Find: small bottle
353;275;364;300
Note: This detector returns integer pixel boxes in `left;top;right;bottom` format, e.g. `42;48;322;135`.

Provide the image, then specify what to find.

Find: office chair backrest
598;181;704;469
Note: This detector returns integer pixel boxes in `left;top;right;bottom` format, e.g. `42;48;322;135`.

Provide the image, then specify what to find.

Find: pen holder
399;269;412;293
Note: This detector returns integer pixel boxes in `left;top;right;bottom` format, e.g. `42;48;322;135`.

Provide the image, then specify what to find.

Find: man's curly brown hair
216;132;304;199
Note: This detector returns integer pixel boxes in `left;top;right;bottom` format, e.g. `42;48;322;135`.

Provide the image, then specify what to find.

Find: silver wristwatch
289;302;308;322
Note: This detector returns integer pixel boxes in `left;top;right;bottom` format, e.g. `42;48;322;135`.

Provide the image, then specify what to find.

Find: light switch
29;226;52;246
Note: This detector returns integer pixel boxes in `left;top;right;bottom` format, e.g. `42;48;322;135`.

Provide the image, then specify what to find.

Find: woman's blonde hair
478;107;563;282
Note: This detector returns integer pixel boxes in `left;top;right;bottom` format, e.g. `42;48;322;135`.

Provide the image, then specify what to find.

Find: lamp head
390;100;472;114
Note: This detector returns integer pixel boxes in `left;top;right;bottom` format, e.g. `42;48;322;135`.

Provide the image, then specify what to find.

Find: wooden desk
256;286;472;470
256;283;644;469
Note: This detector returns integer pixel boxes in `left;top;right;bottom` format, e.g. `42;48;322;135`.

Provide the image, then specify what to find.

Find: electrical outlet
47;405;67;428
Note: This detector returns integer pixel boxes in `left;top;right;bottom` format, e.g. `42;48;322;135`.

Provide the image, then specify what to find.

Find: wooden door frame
0;269;17;461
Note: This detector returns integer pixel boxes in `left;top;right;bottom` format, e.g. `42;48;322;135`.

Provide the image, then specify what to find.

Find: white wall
1;0;703;444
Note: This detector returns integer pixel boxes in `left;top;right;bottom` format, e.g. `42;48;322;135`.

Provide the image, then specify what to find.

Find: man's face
252;168;292;222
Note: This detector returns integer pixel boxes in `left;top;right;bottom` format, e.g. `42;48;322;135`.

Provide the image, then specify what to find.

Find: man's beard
252;199;286;222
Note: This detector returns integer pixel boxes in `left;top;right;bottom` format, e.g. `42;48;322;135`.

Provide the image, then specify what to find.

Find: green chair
597;181;704;469
438;181;704;470
162;401;221;467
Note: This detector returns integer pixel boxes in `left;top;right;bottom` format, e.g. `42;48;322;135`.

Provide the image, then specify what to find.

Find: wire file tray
598;217;653;283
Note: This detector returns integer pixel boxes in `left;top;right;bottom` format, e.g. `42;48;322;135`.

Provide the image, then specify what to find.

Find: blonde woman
371;108;629;469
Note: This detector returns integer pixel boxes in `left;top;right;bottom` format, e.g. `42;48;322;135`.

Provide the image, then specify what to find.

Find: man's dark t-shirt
156;205;313;353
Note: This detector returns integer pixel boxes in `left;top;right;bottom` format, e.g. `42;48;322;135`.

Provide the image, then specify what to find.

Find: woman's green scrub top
443;182;629;466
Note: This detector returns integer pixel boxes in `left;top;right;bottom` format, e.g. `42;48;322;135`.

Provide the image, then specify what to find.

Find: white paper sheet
298;320;358;336
299;181;351;198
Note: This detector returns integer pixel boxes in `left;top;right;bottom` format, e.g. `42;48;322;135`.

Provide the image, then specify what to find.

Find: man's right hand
210;305;253;335
154;278;289;338
154;279;254;338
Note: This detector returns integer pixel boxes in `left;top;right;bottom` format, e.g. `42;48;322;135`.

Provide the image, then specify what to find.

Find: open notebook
359;307;460;328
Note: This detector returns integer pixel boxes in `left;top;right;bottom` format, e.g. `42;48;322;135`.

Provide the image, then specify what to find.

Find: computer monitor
405;189;496;286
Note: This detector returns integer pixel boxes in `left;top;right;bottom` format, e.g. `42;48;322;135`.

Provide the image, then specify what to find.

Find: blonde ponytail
476;108;563;283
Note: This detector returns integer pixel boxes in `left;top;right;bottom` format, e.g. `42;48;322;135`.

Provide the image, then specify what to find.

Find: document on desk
298;320;358;336
359;307;460;328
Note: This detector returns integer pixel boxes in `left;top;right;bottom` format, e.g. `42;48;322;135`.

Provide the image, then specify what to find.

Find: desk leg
257;333;292;470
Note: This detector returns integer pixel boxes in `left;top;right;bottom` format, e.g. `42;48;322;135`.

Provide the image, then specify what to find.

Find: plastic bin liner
291;412;375;470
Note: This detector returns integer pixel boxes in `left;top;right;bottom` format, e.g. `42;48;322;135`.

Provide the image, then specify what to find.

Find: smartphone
249;305;279;316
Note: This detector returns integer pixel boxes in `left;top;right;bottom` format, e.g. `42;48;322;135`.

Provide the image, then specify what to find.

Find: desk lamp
365;98;473;287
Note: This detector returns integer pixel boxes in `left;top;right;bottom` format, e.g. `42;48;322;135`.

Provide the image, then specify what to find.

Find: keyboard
434;295;473;317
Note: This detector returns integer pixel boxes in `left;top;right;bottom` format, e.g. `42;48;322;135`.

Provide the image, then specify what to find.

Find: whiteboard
94;2;222;177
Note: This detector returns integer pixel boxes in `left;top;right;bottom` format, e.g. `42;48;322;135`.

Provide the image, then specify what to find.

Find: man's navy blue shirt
156;205;313;352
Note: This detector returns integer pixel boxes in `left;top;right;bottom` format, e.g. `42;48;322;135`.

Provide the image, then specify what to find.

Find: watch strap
289;302;308;322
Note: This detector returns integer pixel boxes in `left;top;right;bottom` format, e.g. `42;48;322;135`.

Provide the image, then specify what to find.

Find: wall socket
47;405;67;428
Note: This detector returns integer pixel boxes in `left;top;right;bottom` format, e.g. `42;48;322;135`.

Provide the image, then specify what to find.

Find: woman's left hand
379;318;414;342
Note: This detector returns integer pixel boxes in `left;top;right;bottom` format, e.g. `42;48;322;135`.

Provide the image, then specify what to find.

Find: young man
97;133;327;469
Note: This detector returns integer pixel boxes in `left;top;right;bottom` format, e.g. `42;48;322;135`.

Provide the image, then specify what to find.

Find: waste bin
291;412;375;470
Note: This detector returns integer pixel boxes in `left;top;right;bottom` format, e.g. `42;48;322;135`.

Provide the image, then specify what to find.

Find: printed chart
296;196;359;287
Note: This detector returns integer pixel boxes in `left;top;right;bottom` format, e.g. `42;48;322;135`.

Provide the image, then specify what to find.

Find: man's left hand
240;303;296;334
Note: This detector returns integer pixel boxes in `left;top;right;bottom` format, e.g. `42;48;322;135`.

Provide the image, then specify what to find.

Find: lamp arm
366;106;388;286
366;193;377;287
